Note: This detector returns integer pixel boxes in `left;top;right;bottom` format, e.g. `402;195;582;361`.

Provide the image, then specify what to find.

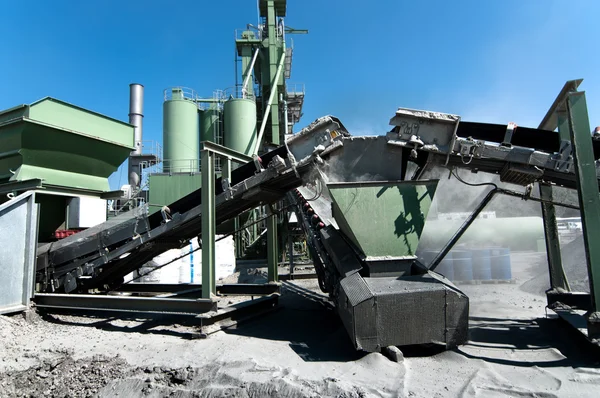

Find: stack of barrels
421;247;512;282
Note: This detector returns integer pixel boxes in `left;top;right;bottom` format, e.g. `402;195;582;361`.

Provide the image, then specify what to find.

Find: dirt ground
1;253;600;397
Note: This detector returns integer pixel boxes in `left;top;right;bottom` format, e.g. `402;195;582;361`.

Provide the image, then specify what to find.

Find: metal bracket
501;122;517;147
550;139;573;172
457;139;479;164
267;155;287;174
221;178;233;200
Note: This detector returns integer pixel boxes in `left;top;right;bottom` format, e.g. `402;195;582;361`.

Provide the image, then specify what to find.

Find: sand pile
99;359;381;398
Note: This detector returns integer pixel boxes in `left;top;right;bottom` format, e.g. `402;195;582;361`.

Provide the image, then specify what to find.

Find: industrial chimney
128;83;144;188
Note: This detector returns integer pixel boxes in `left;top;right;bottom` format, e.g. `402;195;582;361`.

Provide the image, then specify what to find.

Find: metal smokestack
129;83;144;155
128;83;144;188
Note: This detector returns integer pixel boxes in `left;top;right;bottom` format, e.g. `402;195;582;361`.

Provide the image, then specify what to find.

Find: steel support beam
197;294;280;327
234;217;242;258
222;157;232;181
267;204;279;282
430;188;497;271
538;79;583;132
200;141;253;165
279;273;317;281
547;291;591;311
34;293;216;315
566;91;600;337
115;283;280;296
539;183;570;291
288;233;294;277
538;81;579;293
217;283;280;296
267;0;281;146
201;150;216;298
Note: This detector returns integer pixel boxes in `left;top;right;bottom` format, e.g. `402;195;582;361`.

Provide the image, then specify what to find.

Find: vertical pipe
189;241;194;283
129;84;144;155
281;93;289;136
128;83;144;188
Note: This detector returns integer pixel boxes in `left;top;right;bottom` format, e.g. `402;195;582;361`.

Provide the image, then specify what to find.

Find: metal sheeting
337;272;469;352
340;272;374;307
0;192;38;314
319;226;363;278
328;180;438;258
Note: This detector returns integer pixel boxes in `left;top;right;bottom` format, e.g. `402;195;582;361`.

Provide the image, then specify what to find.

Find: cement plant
1;1;600;397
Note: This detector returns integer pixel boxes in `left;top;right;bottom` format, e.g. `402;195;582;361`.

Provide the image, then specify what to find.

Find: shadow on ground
36;281;363;363
457;315;600;368
222;281;363;362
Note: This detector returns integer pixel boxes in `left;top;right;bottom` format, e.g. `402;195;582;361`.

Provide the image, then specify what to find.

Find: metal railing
157;158;223;174
197;90;227;111
139;140;163;160
164;87;198;102
235;27;262;42
286;83;305;96
161;158;201;173
223;85;255;101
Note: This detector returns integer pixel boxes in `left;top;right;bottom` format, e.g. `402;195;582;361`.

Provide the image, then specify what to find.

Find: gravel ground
1;256;600;397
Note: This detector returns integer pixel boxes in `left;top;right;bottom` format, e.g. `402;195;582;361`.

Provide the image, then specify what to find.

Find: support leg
539;183;570;291
289;233;294;279
267;204;278;282
201;150;216;299
566;92;600;337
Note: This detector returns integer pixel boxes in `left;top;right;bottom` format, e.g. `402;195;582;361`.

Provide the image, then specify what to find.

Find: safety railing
223;85;256;101
286;83;305;96
164;87;198;102
235;27;262;42
157;158;223;174
161;158;201;173
139;140;163;160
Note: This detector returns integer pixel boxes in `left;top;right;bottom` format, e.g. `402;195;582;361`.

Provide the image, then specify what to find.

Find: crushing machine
3;0;599;353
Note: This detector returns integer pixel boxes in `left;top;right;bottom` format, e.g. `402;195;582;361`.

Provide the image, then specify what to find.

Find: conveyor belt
36;146;313;293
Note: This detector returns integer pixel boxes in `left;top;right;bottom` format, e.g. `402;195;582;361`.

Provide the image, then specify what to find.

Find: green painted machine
289;129;469;351
4;0;600;356
0;97;133;193
0;97;134;241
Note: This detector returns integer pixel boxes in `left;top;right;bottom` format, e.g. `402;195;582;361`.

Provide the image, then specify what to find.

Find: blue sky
1;0;599;189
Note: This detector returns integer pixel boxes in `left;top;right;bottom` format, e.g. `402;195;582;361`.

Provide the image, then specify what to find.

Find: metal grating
340;272;374;307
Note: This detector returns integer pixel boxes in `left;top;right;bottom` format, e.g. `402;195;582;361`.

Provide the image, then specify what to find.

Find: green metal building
0;97;134;241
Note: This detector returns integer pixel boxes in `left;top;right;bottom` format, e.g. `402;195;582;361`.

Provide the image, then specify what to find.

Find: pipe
242;48;260;98
281;93;289;136
129;84;144;155
255;52;286;155
128;83;144;189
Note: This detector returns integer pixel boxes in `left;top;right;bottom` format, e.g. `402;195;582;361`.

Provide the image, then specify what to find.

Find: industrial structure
1;0;600;353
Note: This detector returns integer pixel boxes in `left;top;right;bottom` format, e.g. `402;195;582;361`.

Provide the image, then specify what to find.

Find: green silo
224;98;257;155
163;88;200;172
200;105;221;144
